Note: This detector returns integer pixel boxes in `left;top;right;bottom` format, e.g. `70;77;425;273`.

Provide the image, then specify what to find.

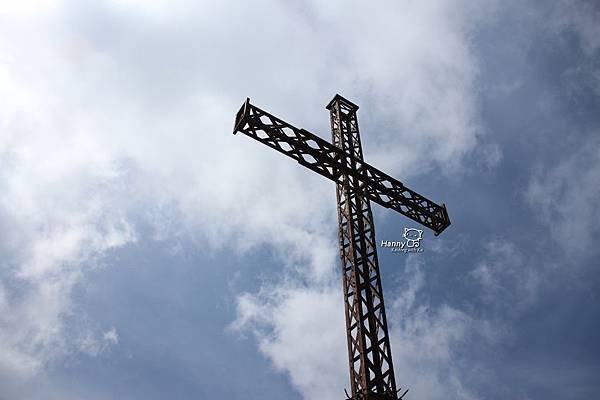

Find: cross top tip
326;94;360;111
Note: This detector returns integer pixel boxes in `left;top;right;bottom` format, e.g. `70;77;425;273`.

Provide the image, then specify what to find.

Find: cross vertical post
328;95;398;400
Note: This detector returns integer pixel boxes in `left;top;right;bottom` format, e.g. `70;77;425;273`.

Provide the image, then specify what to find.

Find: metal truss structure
233;95;451;400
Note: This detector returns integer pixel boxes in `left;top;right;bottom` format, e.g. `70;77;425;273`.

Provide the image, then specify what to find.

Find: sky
1;1;599;399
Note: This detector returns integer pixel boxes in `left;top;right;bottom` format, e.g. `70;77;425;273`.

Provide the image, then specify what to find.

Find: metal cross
233;94;450;400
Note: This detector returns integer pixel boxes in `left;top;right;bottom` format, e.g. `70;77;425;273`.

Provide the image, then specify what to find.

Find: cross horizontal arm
233;99;451;235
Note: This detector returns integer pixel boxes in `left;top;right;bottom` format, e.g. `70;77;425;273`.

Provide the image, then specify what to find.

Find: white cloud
526;140;600;256
0;0;60;18
78;326;119;357
233;256;493;400
231;284;347;400
388;257;488;400
557;0;600;56
0;0;493;395
471;239;540;312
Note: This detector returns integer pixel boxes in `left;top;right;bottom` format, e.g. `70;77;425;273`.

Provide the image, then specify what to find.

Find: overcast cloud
1;1;599;399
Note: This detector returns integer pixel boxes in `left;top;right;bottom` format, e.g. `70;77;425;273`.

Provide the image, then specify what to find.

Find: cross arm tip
233;97;251;135
433;203;451;236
